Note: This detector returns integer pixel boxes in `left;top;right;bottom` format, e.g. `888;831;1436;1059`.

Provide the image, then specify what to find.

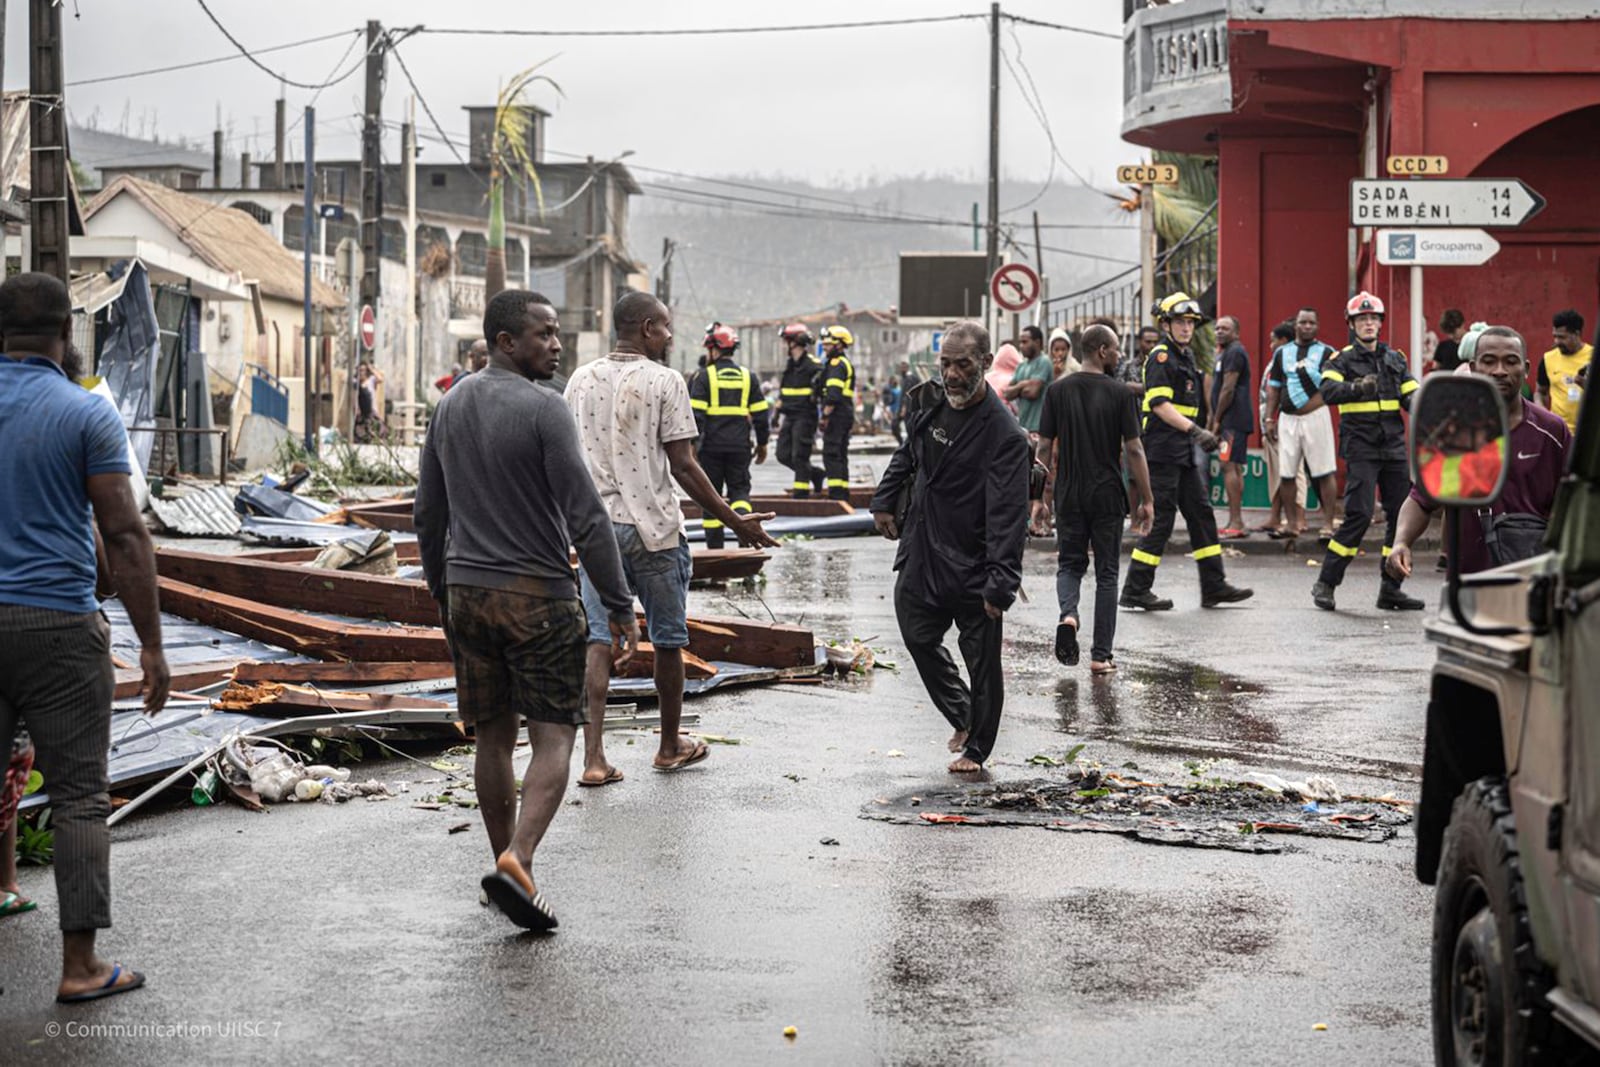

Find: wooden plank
113;659;248;701
614;643;717;680
241;543;423;565
347;510;417;533
232;661;455;685
157;577;450;662
237;543;763;582
681;496;853;519
677;614;815;668
211;680;450;715
157;547;440;626
785;485;876;507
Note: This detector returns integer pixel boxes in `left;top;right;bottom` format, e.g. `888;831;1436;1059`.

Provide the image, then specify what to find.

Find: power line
193;2;368;91
66;29;360;88
1001;23;1100;196
1002;13;1121;41
387;42;489;190
420;14;984;38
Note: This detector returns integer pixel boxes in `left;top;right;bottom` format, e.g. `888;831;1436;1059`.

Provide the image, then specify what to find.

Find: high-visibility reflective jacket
822;352;855;412
1140;337;1207;466
690;356;770;452
1320;341;1417;460
779;353;822;416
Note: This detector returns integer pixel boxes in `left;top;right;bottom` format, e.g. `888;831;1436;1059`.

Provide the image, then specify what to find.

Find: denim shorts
580;523;691;649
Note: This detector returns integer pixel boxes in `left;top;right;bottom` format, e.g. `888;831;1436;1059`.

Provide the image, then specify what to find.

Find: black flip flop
653;739;709;772
1055;620;1080;666
56;963;146;1004
480;871;559;932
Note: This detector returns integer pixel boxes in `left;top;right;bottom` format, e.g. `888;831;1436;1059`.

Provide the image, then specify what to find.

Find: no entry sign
359;305;376;351
990;263;1041;314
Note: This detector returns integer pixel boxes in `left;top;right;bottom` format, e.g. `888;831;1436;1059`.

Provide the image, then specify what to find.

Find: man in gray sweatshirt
415;288;639;932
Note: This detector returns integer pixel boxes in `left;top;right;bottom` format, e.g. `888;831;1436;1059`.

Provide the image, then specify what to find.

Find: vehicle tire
1431;777;1583;1066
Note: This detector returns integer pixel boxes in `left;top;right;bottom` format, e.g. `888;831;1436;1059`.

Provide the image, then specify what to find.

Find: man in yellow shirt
1535;309;1591;432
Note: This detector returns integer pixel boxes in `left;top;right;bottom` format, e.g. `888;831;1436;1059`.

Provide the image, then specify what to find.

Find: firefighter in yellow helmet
818;325;856;500
690;322;769;550
1119;292;1254;611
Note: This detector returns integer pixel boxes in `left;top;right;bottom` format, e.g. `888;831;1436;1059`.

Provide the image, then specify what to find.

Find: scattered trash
783;1026;798;1039
1312;1023;1328;1032
783;773;804;782
1027;754;1064;767
819;837;839;846
448;822;472;834
864;770;1412;853
885;749;905;758
695;734;742;746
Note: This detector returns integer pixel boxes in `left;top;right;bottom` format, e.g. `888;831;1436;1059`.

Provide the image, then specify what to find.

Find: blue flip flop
56;963;146;1004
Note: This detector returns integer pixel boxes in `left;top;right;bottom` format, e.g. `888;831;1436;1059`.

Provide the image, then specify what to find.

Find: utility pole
302;107;316;453
212;126;223;188
28;0;70;283
656;237;675;307
1032;210;1045;324
273;94;286;190
403;98;417;444
1139;184;1156;324
984;1;1001;332
359;20;385;343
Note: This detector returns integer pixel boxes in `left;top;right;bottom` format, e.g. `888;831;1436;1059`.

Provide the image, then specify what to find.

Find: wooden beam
157;547;440;626
232;661;455;685
786;485;876;507
114;659;248;701
681;496;853;519
157;577;449;662
678;614;815;668
235;544;765;582
211;680;450;715
614;643;717;680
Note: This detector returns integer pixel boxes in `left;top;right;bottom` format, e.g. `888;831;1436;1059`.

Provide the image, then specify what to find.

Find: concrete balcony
1123;0;1232;140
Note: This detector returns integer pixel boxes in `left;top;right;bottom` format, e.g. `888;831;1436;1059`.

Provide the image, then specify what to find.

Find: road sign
1377;228;1501;267
359;305;376;351
990;263;1041;314
931;330;942;355
317;203;345;220
1116;163;1179;186
1349;178;1545;228
1385;155;1449;176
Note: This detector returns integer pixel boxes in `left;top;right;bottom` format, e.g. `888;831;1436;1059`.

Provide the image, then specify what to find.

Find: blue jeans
580;523;691;649
1056;510;1125;663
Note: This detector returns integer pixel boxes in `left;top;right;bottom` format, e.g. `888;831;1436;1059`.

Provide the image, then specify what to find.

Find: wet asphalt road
0;459;1442;1065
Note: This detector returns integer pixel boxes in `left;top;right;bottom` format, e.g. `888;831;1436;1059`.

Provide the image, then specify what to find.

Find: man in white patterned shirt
567;292;779;785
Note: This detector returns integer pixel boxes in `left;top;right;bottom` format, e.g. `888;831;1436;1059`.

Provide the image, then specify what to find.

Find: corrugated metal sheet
148;485;242;537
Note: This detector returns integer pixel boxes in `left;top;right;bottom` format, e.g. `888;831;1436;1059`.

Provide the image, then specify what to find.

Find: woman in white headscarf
1048;327;1082;379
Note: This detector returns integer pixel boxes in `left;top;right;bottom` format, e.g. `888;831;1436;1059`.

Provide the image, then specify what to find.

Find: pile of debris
861;766;1412;854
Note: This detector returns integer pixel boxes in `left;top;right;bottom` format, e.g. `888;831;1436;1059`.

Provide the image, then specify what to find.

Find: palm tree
485;65;560;301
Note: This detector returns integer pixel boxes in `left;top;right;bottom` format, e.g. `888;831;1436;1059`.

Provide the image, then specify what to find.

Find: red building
1121;0;1600;370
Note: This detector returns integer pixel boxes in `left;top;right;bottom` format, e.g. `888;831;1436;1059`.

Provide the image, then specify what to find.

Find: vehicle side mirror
1409;375;1510;509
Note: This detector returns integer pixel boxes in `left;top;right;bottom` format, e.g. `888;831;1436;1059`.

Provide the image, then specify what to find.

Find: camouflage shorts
445;586;586;727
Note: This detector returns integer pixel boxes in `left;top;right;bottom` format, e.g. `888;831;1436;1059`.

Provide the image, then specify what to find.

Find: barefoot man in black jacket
870;320;1031;773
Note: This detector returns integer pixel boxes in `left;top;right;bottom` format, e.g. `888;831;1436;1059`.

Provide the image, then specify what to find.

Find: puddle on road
1053;656;1279;747
870;885;1283;1023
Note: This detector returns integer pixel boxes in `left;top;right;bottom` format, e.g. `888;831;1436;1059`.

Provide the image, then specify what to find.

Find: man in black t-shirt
1207;316;1253;537
1034;325;1153;673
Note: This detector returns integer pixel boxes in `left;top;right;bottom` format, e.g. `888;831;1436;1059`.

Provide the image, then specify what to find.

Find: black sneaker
1201;583;1254;608
1055;620;1080;666
1311;581;1337;611
1119;590;1174;611
1377;587;1425;611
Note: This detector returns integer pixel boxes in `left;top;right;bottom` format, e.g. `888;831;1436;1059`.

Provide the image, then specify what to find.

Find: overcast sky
9;0;1131;192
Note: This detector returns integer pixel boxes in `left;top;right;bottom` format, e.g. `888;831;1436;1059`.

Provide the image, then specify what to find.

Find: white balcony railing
1123;0;1232;135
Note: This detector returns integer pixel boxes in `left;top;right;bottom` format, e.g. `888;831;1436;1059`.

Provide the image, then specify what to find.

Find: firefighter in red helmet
773;323;825;496
1311;291;1424;611
690;322;769;549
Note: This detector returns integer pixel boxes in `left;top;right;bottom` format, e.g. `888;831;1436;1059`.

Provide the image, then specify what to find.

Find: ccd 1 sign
1349;178;1546;228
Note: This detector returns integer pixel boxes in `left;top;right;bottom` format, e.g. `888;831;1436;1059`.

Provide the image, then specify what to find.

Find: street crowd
0;270;1590;985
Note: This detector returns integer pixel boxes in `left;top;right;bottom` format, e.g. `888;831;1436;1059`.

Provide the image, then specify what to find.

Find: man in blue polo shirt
0;272;169;1004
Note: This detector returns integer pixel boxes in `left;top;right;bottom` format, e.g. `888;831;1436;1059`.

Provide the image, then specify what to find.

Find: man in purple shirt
1388;325;1570;578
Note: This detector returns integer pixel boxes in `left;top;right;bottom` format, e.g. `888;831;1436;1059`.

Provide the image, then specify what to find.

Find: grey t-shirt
414;365;631;616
